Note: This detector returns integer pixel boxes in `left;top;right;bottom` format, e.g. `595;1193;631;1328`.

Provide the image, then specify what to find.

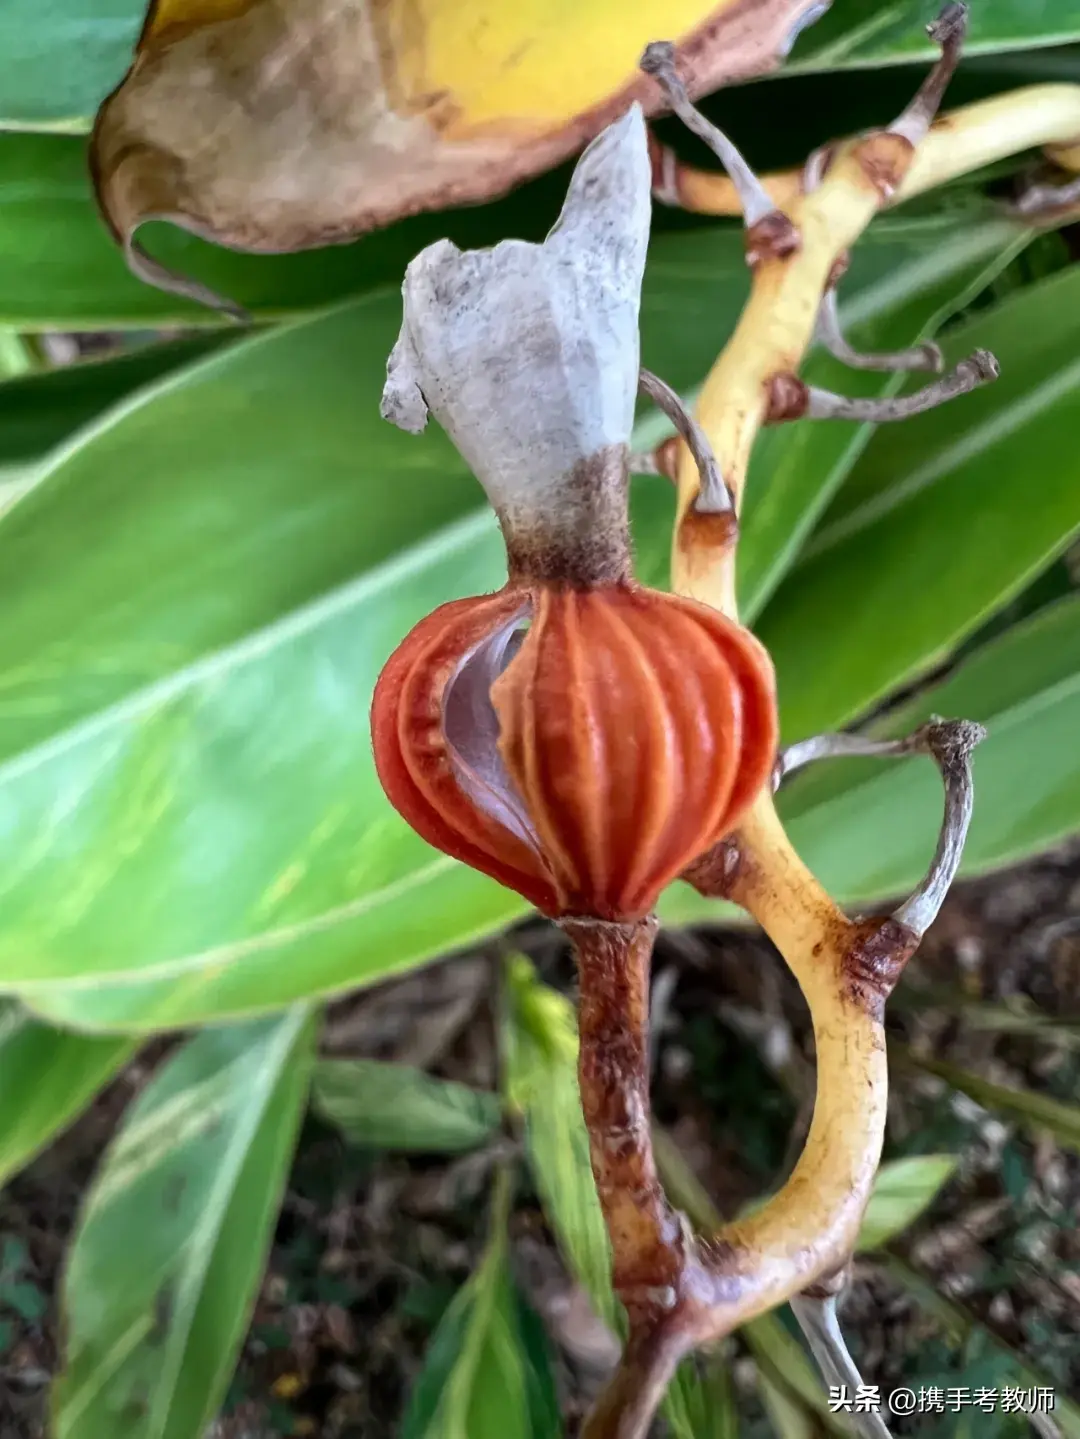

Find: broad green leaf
52;1007;316;1439
0;1003;137;1187
401;1169;560;1439
738;214;1031;620
789;1;1080;70
895;1046;1080;1155
663;591;1080;922
855;1154;957;1252
0;293;528;1021
312;1059;502;1153
758;263;1080;742
0;337;229;465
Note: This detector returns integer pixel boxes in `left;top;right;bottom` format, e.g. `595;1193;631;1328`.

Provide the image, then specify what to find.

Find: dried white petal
381;104;651;531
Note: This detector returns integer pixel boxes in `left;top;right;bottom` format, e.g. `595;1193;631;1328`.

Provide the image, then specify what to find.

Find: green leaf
758;263;1080;741
789;0;1080;71
0;1;143;131
894;1046;1080;1155
0;337;231;465
663;591;1080;922
738;214;1032;620
855;1154;957;1252
0;136;744;337
757;1371;820;1439
52;1007;316;1439
0;1004;137;1186
0;293;530;1025
312;1059;502;1153
663;1354;740;1439
502;956;616;1329
401;1169;560;1439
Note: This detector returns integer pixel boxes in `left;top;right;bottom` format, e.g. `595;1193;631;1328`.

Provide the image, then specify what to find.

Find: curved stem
815;286;943;375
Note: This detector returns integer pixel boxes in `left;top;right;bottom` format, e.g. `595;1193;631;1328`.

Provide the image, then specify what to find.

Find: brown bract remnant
763;370;810;423
90;0;830;307
745;209;801;266
842;917;919;1021
851;130;916;201
680;834;742;897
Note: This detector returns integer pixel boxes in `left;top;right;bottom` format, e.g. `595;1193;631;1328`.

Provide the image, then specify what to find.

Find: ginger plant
370;7;1079;1435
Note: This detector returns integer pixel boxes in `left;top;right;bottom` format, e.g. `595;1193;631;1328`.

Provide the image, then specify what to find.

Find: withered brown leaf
91;0;829;313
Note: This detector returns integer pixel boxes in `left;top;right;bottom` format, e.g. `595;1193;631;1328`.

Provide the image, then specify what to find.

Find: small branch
889;4;969;147
638;369;733;515
1013;172;1080;216
815;287;943;374
893;718;985;938
774;726;938;791
775;719;985;937
793;349;998;423
789;1294;894;1439
639;42;777;226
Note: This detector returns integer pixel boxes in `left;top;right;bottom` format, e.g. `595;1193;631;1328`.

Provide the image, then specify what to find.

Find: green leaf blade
855;1155;957;1252
402;1172;560;1439
52;1007;317;1439
312;1058;502;1153
0;1005;136;1186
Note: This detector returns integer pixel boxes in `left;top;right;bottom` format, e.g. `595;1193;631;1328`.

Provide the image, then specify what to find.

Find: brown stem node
764;370;811;423
745;209;802;266
842;917;919;1021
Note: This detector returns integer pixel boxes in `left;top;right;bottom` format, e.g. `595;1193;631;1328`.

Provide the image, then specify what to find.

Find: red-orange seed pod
372;581;777;922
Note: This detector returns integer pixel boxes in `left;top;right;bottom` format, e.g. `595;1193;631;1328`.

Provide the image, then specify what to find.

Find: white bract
381;105;651;530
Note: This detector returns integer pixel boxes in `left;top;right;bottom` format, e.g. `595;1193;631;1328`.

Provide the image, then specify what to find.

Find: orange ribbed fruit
371;582;777;921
